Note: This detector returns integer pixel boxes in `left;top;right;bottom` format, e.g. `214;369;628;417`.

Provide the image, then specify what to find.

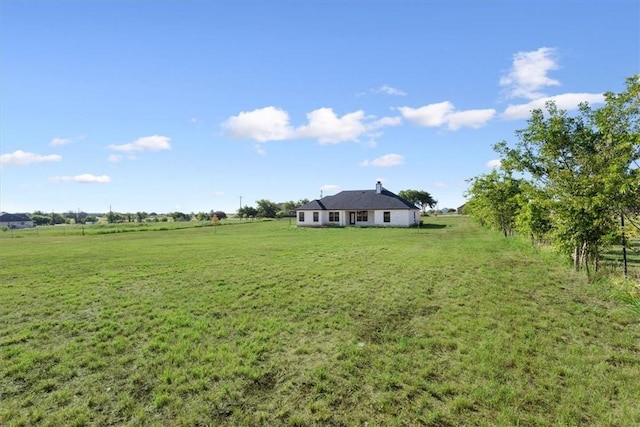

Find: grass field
1;217;639;426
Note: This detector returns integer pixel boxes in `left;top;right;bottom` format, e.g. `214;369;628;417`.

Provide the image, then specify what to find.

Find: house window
356;211;368;222
298;212;305;222
313;212;319;222
383;211;391;223
329;212;339;222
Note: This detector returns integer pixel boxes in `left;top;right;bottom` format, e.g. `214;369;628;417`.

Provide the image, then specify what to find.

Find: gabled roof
297;188;418;211
0;212;32;222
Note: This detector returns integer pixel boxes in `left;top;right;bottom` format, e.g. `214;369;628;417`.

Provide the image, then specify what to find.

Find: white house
296;182;421;227
0;212;34;229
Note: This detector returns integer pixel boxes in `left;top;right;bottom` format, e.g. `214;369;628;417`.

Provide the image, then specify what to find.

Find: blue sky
1;1;638;214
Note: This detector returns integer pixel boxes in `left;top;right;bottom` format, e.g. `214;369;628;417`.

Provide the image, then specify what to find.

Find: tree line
28;210;229;225
237;199;310;219
27;189;438;225
465;75;639;275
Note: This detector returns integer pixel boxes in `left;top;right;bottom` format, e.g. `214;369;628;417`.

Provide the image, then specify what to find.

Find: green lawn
1;217;639;426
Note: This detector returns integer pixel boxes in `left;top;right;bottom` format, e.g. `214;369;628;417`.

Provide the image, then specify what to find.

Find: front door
349;212;356;225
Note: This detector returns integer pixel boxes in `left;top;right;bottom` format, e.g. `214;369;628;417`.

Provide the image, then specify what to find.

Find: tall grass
1;217;638;426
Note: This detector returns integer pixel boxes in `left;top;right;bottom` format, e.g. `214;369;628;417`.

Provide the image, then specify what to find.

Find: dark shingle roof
0;213;32;222
297;189;418;211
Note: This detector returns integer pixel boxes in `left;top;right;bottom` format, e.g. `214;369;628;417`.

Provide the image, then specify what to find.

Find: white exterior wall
0;220;34;229
296;211;329;227
297;209;419;227
373;209;419;227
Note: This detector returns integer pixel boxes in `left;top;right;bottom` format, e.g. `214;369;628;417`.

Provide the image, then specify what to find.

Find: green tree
169;211;191;221
245;206;257;218
237;206;257;219
237;206;247;219
495;76;640;273
280;199;309;217
212;211;227;220
465;170;523;237
397;190;437;213
31;214;52;226
51;212;66;225
513;184;553;245
194;211;209;221
256;199;279;218
136;211;148;222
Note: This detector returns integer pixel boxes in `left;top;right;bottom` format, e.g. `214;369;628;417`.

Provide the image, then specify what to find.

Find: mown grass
1;217;639;426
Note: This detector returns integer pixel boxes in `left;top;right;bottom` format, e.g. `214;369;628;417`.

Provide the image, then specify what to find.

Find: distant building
0;212;35;229
296;182;420;227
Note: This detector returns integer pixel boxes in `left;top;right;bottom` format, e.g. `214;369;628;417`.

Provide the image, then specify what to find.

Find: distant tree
281;201;298;216
256;199;279;218
31;214;52;226
237;206;246;219
110;212;125;223
280;199;310;217
195;211;209;221
63;211;77;223
51;213;66;225
398;190;437;213
212;211;227;220
136;211;148;223
170;211;191;221
245;206;258;218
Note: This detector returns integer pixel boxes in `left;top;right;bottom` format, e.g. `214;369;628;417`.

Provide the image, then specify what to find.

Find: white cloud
398;102;453;127
1;150;62;166
486;159;502;169
50;174;111;183
50;137;71;146
502;92;605;120
447;109;497;130
366;116;403;130
254;144;266;155
500;47;560;100
320;184;341;194
296;108;367;144
213;191;225;197
108;135;171;152
375;85;407;96
107;154;122;163
222;106;293;142
361;153;405;168
432;181;448;188
222;107;406;150
398;102;495;130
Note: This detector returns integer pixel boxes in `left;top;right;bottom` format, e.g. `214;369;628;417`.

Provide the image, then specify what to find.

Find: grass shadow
419;223;447;229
